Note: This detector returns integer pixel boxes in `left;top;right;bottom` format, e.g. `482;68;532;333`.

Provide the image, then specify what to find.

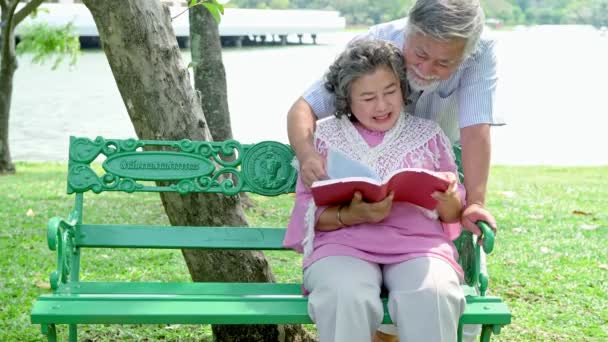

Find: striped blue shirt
303;19;505;143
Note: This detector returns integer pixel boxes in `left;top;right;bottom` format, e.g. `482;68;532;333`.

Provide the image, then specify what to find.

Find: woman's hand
342;191;394;225
432;179;462;223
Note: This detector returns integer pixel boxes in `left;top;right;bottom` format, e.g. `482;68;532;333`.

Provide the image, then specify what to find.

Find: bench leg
69;324;78;342
41;324;57;342
479;325;493;342
457;322;463;342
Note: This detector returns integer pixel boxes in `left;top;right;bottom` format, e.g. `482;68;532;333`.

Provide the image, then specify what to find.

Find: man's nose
417;61;433;77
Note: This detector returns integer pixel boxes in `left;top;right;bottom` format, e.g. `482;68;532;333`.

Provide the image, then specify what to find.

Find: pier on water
16;3;346;48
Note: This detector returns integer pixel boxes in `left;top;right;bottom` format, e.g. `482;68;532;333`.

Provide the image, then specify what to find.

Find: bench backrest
68;136;297;196
60;136;479;288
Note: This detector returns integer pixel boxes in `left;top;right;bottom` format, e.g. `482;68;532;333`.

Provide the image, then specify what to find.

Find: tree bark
81;1;313;340
0;1;18;174
190;5;232;142
189;3;256;208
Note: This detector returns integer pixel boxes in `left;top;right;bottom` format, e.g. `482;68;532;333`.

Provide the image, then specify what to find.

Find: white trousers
377;251;487;341
304;256;466;342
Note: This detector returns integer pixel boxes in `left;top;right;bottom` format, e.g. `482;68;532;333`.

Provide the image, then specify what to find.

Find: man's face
403;31;466;91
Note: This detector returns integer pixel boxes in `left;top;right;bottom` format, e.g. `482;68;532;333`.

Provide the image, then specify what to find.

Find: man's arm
460;124;497;236
457;38;501;237
287;98;327;187
460;124;490;206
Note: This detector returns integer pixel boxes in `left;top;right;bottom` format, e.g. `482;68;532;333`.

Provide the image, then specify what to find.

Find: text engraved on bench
103;152;215;181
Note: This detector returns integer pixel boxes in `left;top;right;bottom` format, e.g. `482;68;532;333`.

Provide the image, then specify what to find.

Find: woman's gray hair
407;0;485;58
324;39;408;120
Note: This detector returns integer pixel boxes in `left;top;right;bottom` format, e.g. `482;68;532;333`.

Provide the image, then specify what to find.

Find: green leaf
202;3;222;24
16;22;80;70
211;0;225;14
189;0;198;7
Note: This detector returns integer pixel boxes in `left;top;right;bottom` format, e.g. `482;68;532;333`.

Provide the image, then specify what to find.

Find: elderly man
286;0;503;341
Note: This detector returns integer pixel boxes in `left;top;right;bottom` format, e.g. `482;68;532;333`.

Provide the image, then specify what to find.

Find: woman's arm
430;130;466;224
316;192;395;231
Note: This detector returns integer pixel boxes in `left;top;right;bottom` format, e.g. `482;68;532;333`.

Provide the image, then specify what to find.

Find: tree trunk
0;4;17;174
189;3;256;208
190;5;232;142
81;1;313;340
189;6;314;341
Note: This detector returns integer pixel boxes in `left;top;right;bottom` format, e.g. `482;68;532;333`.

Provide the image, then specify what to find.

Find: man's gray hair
407;0;485;58
324;40;408;120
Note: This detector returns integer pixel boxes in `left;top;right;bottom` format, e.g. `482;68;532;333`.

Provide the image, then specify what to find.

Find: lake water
9;26;608;165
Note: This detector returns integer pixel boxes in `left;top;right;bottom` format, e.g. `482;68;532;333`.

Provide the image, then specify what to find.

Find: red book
310;168;451;210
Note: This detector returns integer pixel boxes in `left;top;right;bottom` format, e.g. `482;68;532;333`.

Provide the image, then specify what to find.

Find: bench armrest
47;211;79;290
475;221;495;296
456;220;497;296
477;221;494;254
47;214;78;251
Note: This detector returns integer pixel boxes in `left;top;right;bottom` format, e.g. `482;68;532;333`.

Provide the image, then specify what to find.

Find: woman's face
349;65;404;132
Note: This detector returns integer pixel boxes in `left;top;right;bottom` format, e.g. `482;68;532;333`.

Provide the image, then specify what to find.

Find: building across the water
17;1;346;48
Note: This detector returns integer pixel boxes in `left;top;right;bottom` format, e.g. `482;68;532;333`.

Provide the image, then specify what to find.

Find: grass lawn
1;162;606;341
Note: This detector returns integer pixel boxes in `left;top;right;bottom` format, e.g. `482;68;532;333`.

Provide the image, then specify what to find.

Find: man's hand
461;203;497;244
343;191;394;225
299;150;327;187
287;97;325;187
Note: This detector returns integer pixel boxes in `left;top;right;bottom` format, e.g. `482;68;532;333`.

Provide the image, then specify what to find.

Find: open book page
383;169;450;209
311;150;451;209
326;149;380;181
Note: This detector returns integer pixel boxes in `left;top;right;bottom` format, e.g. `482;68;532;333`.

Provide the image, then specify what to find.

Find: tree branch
14;0;45;26
1;1;19;66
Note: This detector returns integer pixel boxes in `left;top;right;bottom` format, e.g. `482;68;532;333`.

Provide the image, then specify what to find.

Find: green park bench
30;136;511;342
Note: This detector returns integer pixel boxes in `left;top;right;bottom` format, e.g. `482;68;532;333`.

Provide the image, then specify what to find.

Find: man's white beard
407;68;440;92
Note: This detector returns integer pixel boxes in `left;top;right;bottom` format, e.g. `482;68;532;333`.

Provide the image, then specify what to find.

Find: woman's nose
376;97;388;111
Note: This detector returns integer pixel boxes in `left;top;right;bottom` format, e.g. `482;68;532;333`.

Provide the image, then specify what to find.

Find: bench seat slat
56;282;303;296
32;298;312;325
77;225;288;249
31;295;510;325
58;282;504;303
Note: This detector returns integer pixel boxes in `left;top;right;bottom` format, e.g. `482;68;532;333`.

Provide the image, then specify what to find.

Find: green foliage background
227;0;608;27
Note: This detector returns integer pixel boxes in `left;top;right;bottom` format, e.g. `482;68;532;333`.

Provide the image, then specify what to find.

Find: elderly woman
284;39;467;342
